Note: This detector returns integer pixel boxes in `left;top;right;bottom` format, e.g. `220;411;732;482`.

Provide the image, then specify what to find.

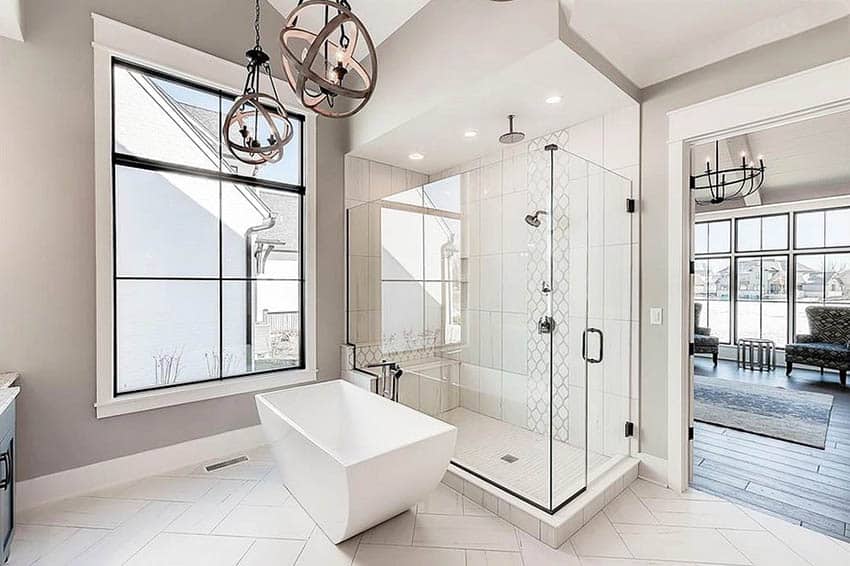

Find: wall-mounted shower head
499;114;526;144
524;210;547;227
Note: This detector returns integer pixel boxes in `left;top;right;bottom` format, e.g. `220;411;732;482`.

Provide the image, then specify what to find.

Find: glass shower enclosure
346;144;634;513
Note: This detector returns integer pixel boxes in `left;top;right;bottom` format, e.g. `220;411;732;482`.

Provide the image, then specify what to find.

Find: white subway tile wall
342;103;640;507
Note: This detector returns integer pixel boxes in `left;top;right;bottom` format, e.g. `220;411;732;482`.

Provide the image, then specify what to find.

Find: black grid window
694;257;732;344
696;209;850;351
111;60;306;395
794;252;850;336
735;255;789;347
794;207;850;249
734;213;788;252
694;220;731;255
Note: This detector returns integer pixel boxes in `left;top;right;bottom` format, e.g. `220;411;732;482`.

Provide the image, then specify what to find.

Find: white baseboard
16;424;266;514
637;452;668;486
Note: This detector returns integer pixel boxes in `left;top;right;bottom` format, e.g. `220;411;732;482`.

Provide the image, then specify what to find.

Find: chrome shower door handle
582;328;604;364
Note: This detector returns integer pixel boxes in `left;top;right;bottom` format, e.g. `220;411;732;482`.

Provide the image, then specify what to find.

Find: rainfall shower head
499;114;526;144
524;210;547;227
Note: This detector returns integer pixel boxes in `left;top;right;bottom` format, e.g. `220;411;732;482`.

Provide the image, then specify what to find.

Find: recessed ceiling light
545;95;562;104
408;153;424;160
464;130;478;138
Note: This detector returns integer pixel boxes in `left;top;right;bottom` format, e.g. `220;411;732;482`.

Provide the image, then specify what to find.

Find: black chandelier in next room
690;140;766;206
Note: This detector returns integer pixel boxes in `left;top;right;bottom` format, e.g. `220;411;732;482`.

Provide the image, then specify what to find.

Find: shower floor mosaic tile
441;407;609;506
13;444;850;565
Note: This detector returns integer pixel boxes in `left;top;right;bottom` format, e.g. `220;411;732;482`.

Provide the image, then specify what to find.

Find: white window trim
93;14;318;418
695;195;850;223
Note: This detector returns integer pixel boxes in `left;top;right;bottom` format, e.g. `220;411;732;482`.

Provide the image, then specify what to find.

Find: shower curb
443;456;639;548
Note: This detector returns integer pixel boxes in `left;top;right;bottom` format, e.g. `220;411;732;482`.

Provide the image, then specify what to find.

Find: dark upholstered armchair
785;306;850;387
694;303;719;366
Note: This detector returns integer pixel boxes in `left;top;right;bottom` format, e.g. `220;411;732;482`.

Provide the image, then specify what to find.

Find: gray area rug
694;376;834;448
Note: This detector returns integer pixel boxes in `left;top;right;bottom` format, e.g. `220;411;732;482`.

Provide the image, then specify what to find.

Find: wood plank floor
692;357;850;542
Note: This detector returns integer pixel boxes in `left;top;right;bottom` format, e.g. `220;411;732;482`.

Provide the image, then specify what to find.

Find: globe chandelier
223;0;295;166
280;0;377;118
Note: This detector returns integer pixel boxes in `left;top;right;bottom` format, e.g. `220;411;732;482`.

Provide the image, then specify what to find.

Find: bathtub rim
255;379;457;468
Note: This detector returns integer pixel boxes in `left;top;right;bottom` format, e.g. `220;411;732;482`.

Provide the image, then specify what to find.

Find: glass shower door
550;147;634;511
542;146;592;510
345;145;631;515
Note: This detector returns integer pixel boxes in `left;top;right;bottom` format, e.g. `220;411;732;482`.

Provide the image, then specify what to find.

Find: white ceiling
351;40;634;174
268;0;431;48
691;109;850;207
344;0;584;173
270;1;850;90
564;0;850;88
270;0;850;173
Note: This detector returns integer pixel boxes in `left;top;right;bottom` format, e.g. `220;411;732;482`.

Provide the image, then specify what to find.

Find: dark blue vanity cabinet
0;400;14;563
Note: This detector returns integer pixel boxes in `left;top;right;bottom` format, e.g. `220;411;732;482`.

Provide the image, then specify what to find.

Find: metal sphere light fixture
280;0;377;118
223;0;294;166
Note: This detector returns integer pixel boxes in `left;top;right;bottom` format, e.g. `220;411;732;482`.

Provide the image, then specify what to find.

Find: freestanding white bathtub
256;379;457;543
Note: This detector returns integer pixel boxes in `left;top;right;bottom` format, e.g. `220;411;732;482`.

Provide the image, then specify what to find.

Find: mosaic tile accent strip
527;129;572;442
353;341;460;370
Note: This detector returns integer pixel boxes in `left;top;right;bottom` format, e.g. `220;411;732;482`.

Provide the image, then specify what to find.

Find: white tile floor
12;445;850;565
441;407;610;506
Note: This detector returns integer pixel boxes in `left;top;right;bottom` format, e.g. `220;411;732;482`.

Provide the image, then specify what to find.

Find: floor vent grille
204;455;249;472
500;454;518;463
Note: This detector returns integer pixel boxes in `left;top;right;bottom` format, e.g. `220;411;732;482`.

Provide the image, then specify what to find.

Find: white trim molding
637;452;668;486
95;371;317;418
665;56;850;491
667;57;850;144
92;14;318;418
695;193;850;222
16;425;266;514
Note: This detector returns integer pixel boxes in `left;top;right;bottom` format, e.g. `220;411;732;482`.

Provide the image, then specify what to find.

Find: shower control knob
541;281;551;294
537;315;556;335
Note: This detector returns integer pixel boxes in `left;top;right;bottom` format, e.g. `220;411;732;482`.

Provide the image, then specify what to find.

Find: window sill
95;369;318;419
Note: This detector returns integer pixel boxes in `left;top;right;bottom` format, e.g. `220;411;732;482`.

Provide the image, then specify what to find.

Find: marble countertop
0;372;20;415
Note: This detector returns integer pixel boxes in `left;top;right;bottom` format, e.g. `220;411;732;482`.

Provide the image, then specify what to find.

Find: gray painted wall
0;0;344;481
316;117;348;381
638;16;850;458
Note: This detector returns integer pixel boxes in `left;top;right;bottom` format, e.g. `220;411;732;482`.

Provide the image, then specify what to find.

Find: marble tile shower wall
430;105;640;460
344;155;429;367
431;148;533;431
559;106;641;459
343;105;640;462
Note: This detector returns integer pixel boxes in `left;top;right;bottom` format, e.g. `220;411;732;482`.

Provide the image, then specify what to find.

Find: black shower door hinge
689;342;695;356
626;198;636;213
688;426;694;441
624;421;635;438
689;260;695;275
